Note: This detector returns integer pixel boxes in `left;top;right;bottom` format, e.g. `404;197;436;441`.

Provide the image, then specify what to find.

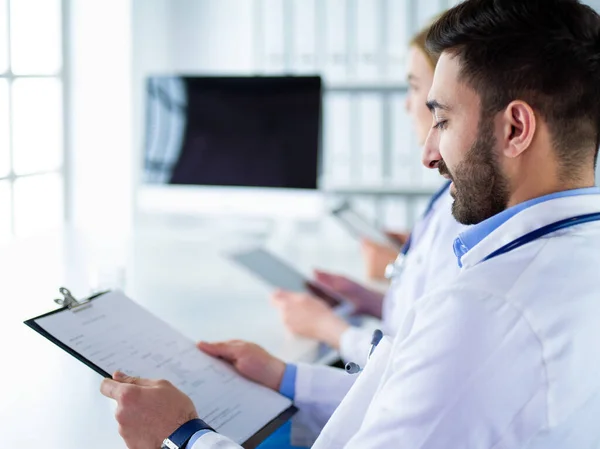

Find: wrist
163;418;214;449
269;358;287;391
315;314;350;349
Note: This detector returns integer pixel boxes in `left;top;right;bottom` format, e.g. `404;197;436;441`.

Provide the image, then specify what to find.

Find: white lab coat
340;189;466;365
192;194;600;448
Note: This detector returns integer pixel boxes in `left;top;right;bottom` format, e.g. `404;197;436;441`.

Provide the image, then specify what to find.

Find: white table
0;216;372;448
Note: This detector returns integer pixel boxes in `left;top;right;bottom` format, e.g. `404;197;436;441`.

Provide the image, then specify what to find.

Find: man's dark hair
426;0;600;178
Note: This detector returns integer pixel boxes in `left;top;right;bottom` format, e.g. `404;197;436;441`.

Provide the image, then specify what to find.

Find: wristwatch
161;418;215;449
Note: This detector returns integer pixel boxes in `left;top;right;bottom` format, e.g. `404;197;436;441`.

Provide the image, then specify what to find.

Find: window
0;0;65;241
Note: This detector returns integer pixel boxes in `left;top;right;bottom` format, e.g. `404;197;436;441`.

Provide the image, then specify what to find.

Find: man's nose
422;128;442;169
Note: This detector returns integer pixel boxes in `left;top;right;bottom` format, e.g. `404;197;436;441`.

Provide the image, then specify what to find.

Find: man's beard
438;117;510;225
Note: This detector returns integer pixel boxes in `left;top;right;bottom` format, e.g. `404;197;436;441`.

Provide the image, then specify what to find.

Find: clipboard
24;288;113;377
24;288;297;449
331;201;405;251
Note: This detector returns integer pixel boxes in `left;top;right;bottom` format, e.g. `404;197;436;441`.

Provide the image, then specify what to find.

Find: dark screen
143;76;322;189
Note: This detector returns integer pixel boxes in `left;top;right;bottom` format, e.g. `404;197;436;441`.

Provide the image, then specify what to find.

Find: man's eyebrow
426;99;450;112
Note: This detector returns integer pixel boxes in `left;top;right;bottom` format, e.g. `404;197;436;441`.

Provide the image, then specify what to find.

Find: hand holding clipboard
25;288;296;449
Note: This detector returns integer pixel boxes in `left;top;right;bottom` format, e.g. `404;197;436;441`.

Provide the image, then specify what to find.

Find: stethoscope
481;211;600;262
349;210;600;374
385;181;452;281
345;329;384;374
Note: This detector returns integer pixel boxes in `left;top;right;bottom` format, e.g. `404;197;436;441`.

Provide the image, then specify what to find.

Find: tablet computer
228;248;347;310
331;201;405;250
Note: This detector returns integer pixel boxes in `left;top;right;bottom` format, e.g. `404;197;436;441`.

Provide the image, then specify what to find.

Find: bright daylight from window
0;0;64;242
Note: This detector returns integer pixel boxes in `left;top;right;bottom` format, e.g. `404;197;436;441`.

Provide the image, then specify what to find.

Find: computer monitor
143;75;322;190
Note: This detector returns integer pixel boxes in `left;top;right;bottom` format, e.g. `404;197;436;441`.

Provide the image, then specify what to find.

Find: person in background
271;20;467;366
359;231;407;280
358;13;454;282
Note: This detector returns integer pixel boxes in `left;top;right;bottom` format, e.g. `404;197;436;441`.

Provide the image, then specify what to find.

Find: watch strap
162;418;215;449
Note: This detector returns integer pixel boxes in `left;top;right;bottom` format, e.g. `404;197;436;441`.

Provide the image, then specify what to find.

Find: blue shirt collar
453;187;600;267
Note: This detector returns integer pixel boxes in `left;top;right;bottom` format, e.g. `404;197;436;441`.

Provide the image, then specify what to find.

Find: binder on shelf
260;0;286;73
323;0;349;81
357;94;384;185
416;0;446;30
390;93;416;187
324;93;353;185
384;0;409;80
354;0;383;80
291;0;317;73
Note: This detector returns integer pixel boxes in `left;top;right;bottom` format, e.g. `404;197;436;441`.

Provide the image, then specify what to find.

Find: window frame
0;0;69;238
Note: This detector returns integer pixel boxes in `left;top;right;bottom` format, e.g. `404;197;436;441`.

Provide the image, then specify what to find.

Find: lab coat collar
454;187;600;267
459;193;600;269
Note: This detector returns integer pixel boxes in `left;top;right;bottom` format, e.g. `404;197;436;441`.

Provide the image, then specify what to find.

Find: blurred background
1;0;599;246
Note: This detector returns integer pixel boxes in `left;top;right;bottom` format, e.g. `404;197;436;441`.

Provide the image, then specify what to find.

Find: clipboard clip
54;287;91;311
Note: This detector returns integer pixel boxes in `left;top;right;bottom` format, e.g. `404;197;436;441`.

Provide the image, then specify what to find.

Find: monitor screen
143;76;322;190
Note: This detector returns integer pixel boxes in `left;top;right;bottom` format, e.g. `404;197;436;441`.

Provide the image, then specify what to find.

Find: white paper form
34;291;292;445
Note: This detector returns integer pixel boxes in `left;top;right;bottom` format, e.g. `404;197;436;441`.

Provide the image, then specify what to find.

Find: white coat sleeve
293;362;358;430
342;288;546;449
191;363;356;448
190;431;242;448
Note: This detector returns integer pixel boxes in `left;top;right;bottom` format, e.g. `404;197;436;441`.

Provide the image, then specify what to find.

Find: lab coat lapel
312;337;393;449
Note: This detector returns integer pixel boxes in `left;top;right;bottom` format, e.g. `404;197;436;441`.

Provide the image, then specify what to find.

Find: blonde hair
409;17;443;69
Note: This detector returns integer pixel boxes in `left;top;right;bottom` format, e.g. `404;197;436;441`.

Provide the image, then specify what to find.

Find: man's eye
433;120;448;130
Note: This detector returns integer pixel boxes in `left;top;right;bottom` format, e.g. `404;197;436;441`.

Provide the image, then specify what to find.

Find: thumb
112;371;154;386
314;270;338;284
314;271;344;290
271;288;292;299
113;371;128;381
100;378;125;400
197;341;240;363
271;289;296;306
313;269;328;280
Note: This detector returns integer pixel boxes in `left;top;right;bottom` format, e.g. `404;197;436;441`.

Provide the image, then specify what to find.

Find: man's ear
501;101;536;158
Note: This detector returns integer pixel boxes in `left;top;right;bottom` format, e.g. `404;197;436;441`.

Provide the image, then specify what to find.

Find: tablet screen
331;201;404;250
228;248;342;308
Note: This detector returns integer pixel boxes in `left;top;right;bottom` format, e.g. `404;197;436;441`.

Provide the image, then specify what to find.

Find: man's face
423;53;510;225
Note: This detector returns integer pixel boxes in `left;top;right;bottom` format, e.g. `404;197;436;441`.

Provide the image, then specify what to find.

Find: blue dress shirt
453;187;600;267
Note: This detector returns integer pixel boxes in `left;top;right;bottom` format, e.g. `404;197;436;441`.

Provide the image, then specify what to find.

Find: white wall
131;0;174;211
68;0;133;235
169;0;256;73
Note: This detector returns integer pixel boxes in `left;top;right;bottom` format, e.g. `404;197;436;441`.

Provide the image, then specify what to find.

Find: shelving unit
133;0;462;227
250;0;453;226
